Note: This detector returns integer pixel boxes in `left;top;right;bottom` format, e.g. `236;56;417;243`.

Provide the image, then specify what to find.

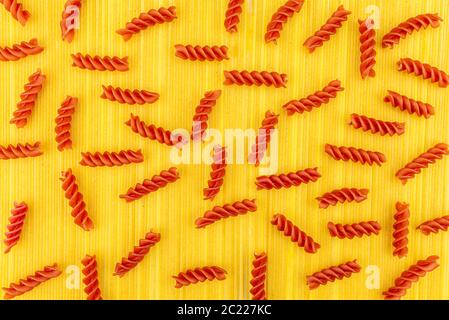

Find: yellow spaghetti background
0;0;448;300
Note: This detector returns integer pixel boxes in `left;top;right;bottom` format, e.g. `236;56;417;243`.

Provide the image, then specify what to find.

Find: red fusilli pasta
0;39;43;62
55;96;77;151
101;85;159;105
256;167;321;190
117;6;177;41
325;144;387;166
114;231;161;277
61;0;81;43
384;90;434;118
204;145;227;201
317;188;369;209
397;58;449;88
4;202;27;254
393;202;409;259
0;0;30;25
71;53;129;72
173;266;227;288
0;142;42;160
224;0;244;33
82;255;102;300
417;215;449;235
10;69;46;128
120;167;180;202
396;143;449;184
248;111;279;166
283;80;343;115
383;256;439;300
382;14;442;49
349;113;405;136
303;5;351;53
328;221;381;239
359;18;376;79
224;70;288;88
306;260;361;290
271;214;320;254
80;150;144;167
175;45;229;61
265;0;304;44
191;90;222;141
195;199;257;228
60;169;94;231
250;252;267;300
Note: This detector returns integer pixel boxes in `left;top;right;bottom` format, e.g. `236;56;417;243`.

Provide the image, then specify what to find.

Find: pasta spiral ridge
0;39;43;62
265;0;304;44
2;264;61;299
397;58;449;88
224;70;288;88
224;0;244;33
195;199;257;228
204;145;227;201
325;144;387;166
393;202;409;258
384;90;434;118
60;169;93;231
383;256;439;300
82;255;102;300
175;45;229;61
4;202;27;254
101;85;159;105
349;113;405;136
80;150;144;167
61;0;81;43
328;221;381;239
396;143;449;184
0;0;30;25
10;69;46;128
359;19;376;79
306;260;361;290
271;214;320;254
173;266;227;288
283;80;343;115
114;231;161;277
382;14;442;49
303;5;351;53
0;142;42;160
117;6;177;41
191;90;222;141
250;252;267;300
417;215;449;235
248;111;279;166
71;53;129;72
55;96;77;151
317;188;369;209
120;167;180;202
256;167;321;190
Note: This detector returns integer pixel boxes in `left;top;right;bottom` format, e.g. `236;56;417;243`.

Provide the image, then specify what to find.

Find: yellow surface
1;0;449;300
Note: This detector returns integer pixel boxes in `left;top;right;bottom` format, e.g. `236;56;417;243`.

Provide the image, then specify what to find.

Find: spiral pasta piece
317;188;369;209
10;69;46;128
195;199;257;229
80;150;144;167
283;80;343;115
396;143;449;184
117;6;177;41
224;0;244;33
417;215;449;235
384;90;434;118
0;39;43;62
114;231;161;277
224;70;288;88
101;85;159;105
303;5;351;53
248;111;279;166
173;266;227;288
383;256;439;300
265;0;304;44
60;169;93;231
359;19;376;79
120;167;180;202
328;221;381;239
271;214;320;254
325;144;387;166
397;58;449;88
382;14;442;49
306;260;361;290
250;252;267;300
393;202;409;259
61;0;81;42
349;113;405;136
0;0;30;25
71;53;129;72
55;96;77;151
204;145;227;201
82;255;102;300
0;142;42;160
256;167;321;190
191;90;222;141
4;202;27;254
175;45;229;61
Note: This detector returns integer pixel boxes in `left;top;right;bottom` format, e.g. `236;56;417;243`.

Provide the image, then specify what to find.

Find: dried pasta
0;142;42;160
61;0;81;43
82;255;102;300
393;202;409;259
0;0;30;25
397;58;449;88
55;96;77;151
191;90;222;141
0;39;43;62
306;260;361;289
204;145;227;201
195;199;257;228
256;167;321;190
175;45;229;61
324;144;387;166
250;252;267;300
248;111;279;166
4;202;27;254
224;70;288;88
417;215;449;235
80;149;144;167
359;18;376;79
317;188;369;209
173;266;227;288
71;53;129;72
328;221;381;239
224;0;244;33
101;85;159;105
384;90;435;118
265;0;304;44
349;113;405;136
